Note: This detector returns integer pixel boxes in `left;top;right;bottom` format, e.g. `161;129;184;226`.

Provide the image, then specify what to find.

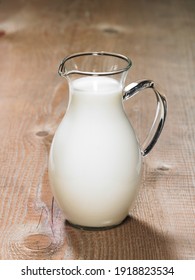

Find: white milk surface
49;76;142;227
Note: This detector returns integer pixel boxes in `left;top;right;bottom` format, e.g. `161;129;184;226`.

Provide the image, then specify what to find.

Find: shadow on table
64;216;175;260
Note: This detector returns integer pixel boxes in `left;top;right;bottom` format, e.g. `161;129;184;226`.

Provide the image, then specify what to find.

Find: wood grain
0;0;195;259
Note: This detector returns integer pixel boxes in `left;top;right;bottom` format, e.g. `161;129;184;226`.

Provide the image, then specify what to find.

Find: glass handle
123;80;167;156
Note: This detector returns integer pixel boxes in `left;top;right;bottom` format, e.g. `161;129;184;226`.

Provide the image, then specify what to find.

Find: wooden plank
0;0;195;259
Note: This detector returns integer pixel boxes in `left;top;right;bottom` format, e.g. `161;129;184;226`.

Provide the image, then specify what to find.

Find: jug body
49;52;167;229
49;75;142;228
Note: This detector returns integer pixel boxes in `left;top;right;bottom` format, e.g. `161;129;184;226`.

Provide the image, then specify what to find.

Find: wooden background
0;0;195;260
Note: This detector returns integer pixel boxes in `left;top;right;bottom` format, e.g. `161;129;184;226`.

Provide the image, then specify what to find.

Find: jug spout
58;58;70;78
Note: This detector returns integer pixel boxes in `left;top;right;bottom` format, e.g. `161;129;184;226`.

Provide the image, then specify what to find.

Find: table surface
0;0;195;260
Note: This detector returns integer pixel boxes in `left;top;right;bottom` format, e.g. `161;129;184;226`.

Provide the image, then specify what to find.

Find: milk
49;76;142;227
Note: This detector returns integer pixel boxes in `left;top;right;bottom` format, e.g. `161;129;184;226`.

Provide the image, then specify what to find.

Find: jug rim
58;51;132;77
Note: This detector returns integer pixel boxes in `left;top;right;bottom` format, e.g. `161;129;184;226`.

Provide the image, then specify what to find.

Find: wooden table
0;0;195;260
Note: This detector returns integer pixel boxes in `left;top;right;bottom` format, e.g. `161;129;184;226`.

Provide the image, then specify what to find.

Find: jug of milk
49;52;167;229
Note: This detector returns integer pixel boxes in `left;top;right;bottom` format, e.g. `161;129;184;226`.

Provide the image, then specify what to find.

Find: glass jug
49;52;167;229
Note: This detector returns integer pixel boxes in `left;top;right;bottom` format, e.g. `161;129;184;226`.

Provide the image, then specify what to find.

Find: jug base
65;217;128;231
